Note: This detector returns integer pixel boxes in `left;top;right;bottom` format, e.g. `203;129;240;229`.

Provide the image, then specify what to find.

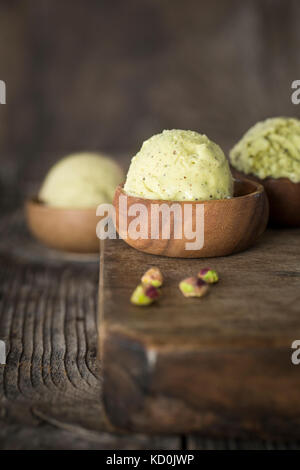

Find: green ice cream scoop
230;117;300;183
124;129;233;201
39;152;124;208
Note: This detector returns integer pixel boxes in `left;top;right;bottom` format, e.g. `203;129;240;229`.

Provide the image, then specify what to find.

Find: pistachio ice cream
39;152;124;208
124;129;233;201
230;117;300;183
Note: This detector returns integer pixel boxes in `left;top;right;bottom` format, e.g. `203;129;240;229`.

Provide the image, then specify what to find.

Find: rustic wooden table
0;211;299;450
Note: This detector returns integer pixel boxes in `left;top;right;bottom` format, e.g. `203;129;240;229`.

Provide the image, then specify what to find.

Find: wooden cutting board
99;229;300;439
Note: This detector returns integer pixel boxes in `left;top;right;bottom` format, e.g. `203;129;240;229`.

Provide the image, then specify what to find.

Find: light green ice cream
124;129;233;201
230;117;300;183
39;152;124;208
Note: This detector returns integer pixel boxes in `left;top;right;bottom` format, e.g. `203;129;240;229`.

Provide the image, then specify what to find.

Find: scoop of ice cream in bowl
26;152;124;253
230;117;300;227
124;129;234;201
114;129;268;258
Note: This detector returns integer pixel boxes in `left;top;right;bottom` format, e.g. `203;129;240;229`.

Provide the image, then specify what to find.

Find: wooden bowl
25;198;100;253
113;179;269;258
232;169;300;227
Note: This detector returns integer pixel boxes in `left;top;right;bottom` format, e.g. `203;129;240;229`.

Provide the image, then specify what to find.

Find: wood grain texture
1;212;300;448
0;243;103;430
114;179;269;257
0;212;179;450
100;229;300;438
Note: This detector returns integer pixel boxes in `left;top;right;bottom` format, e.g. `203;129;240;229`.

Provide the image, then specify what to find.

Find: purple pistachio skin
145;285;160;299
131;284;160;306
199;268;210;276
198;268;219;284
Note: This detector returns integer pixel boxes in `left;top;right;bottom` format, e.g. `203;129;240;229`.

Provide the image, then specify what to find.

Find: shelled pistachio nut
131;284;161;306
198;268;219;284
179;277;209;298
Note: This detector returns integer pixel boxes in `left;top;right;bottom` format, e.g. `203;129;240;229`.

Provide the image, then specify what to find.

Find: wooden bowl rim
25;196;98;214
262;176;300;186
231;167;300;187
115;177;265;205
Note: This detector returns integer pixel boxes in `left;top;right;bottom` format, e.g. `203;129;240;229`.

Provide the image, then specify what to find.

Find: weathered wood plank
0;251;104;430
0;212;180;449
100;229;300;438
2;212;300;448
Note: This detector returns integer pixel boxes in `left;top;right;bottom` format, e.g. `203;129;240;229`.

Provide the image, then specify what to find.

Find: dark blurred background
0;0;299;210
